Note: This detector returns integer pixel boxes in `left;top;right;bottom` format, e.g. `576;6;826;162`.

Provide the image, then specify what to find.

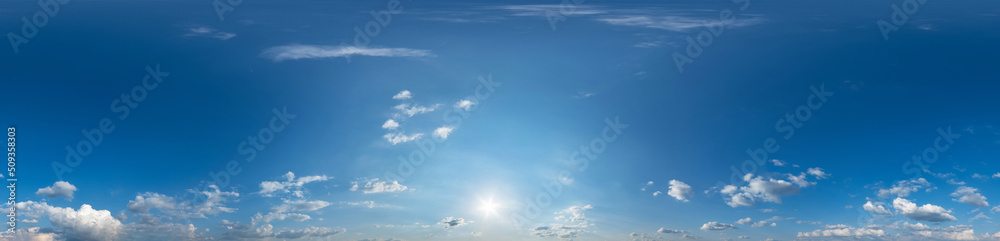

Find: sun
478;196;501;218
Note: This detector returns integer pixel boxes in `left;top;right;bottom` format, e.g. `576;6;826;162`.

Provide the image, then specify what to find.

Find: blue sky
2;0;1000;240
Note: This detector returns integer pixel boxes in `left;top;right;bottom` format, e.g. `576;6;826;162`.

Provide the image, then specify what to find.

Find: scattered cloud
863;201;892;215
893;197;957;222
383;132;423;145
350;178;409;194
877;178;931;199
257;171;332;197
950;186;989;207
700;222;737;231
438;217;469;228
35;181;77;201
667;180;693;202
261;45;433;62
433;126;454;139
382;119;400;130
392;90;412;100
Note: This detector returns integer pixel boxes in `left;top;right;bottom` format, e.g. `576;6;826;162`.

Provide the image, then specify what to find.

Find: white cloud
787;172;815;188
272;200;331;213
863;201;892;215
797;224;886;237
438;217;469;228
183;26;236;40
878;178;931;198
720;173;803;207
350;178;409;194
126;184;239;219
770;159;786;166
947;179;966;185
392;90;412;100
16;201;124;241
736;217;752;225
657;227;683;233
667;180;693;202
0;227;62;241
383;132;423;145
35;181;77;201
258;171;332;197
595;15;762;32
700;222;737;231
652;191;662;196
261;45;433;62
382;119;400;130
951;186;989;207
807;168;830;179
893;197;957;222
454;99;476;111
969;212;989;221
394;103;440;117
993;172;1000;179
433;126;454;139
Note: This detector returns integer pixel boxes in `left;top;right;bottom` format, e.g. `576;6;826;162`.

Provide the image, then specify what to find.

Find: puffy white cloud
797;224;886;237
261;45;433;61
667;180;693;202
0;227;61;241
770;159;786;166
736;217;774;228
534;205;594;239
350;178;409;194
16;201;124;241
736;217;752;225
863;201;892;215
878;178;931;199
807;167;830;179
951;186;989;207
720;173;803;207
126;184;238;219
555;205;593;223
700;222;737;231
454;99;476;111
383;132;423;145
787;172;814;188
35;181;77;201
392;90;412;100
433;126;454;139
381;119;400;130
438;217;469;228
257;171;332;197
893;197;957;222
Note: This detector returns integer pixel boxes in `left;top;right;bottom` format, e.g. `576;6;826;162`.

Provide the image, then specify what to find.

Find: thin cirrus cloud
261;45;434;62
183;26;236;40
595;14;763;32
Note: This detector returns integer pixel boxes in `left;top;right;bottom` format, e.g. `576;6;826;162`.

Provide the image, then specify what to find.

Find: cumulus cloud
258;172;331;197
893;197;957;222
951;186;989;207
667;180;693;202
433;126;454;139
126;184;239;219
438;217;469;228
720;173;804;207
700;222;737;231
533;205;594;239
261;45;433;62
878;178;931;199
770;159;787;166
350;178;409;194
863;201;892;215
16;201;124;241
807;168;830;179
454;99;476;111
382;119;400;130
35;181;77;201
392;90;412;100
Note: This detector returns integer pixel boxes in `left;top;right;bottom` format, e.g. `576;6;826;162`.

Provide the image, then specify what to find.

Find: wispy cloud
261;45;434;62
183;26;236;40
596;15;762;31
